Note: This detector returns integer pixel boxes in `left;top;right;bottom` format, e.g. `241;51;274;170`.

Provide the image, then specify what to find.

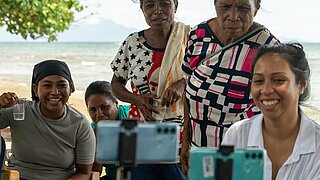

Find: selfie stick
117;119;138;180
216;146;234;180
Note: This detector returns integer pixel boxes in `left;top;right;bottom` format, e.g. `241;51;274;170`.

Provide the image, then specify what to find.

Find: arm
70;118;96;180
111;74;159;121
67;163;92;180
92;162;103;174
180;95;191;176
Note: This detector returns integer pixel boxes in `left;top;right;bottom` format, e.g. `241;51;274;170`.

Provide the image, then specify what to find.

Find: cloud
82;0;319;42
1;0;319;42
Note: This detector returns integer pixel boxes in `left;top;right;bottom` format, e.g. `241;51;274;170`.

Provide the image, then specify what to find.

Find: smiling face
251;53;304;121
215;0;259;43
33;75;71;119
86;94;119;124
140;0;176;30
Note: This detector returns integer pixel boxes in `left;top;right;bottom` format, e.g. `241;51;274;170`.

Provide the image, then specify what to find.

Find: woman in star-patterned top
110;0;190;179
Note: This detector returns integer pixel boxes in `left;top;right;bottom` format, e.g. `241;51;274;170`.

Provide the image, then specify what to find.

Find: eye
42;83;52;88
220;5;232;10
58;83;68;89
252;77;264;84
253;79;264;84
89;107;97;114
160;1;171;7
237;5;250;11
100;104;110;111
273;79;285;84
144;2;154;8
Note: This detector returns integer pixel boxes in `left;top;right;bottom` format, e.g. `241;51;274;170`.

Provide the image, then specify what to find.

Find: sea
0;42;320;118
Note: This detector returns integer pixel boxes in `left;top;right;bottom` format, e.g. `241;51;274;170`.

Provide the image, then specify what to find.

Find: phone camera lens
157;127;162;134
163;127;169;134
170;128;176;134
251;153;256;159
258;153;263;159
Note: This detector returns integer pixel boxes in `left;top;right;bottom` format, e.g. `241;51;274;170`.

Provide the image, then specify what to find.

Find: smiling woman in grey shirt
0;60;95;180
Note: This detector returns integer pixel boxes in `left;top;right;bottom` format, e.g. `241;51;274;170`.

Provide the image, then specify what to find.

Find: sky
1;0;320;42
83;0;320;42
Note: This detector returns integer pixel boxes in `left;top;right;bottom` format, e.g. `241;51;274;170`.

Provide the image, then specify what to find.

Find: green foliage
0;0;84;42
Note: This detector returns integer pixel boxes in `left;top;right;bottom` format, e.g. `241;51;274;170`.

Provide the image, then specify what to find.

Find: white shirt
222;110;320;180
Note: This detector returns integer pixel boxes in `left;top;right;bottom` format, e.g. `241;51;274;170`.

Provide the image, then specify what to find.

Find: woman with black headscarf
0;60;95;180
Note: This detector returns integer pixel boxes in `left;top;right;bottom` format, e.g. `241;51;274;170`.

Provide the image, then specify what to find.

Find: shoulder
121;31;143;45
310;118;320;142
222;116;258;146
249;22;280;45
300;110;320;137
67;105;91;126
188;19;213;38
119;105;130;111
118;105;130;120
228;118;254;134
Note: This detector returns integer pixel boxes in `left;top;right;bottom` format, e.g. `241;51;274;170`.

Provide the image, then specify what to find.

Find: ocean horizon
1;41;320;117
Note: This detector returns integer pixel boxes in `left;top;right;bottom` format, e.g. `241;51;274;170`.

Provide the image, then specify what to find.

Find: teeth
262;100;279;106
49;99;60;102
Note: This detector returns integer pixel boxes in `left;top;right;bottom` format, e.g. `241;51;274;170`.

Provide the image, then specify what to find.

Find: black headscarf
31;59;75;101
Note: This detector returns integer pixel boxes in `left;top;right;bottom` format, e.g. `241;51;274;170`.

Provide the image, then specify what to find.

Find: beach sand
0;80;90;119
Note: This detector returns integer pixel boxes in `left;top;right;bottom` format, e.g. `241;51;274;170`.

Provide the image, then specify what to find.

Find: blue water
0;42;319;108
0;42;120;90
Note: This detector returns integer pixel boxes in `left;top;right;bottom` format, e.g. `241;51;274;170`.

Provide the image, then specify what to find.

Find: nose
228;7;240;21
261;81;274;95
50;85;60;94
96;107;105;118
153;3;163;14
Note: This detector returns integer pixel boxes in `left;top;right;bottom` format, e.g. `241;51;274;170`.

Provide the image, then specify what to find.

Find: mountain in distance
57;19;138;42
0;19;138;42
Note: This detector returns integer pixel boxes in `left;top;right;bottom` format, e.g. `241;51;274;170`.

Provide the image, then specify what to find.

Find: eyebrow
253;72;288;76
41;80;68;83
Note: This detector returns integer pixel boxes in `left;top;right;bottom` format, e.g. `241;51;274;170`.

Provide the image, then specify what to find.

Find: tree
0;0;84;42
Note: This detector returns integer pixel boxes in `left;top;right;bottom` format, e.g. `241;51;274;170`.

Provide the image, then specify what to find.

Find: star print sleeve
110;33;135;80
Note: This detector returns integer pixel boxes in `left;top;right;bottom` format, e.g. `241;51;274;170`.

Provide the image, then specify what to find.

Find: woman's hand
161;79;186;107
0;92;19;108
134;93;160;121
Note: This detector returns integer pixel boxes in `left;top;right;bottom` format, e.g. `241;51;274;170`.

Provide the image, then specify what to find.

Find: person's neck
144;25;172;49
262;111;300;140
40;106;64;119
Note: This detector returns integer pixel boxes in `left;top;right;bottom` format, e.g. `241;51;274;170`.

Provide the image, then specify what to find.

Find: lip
47;97;62;103
152;18;166;23
225;27;241;31
151;16;167;21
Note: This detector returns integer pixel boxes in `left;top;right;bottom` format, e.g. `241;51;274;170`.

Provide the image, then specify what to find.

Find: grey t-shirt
0;100;95;180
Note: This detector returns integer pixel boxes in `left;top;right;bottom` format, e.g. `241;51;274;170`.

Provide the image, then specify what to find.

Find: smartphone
189;146;265;180
95;121;180;164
